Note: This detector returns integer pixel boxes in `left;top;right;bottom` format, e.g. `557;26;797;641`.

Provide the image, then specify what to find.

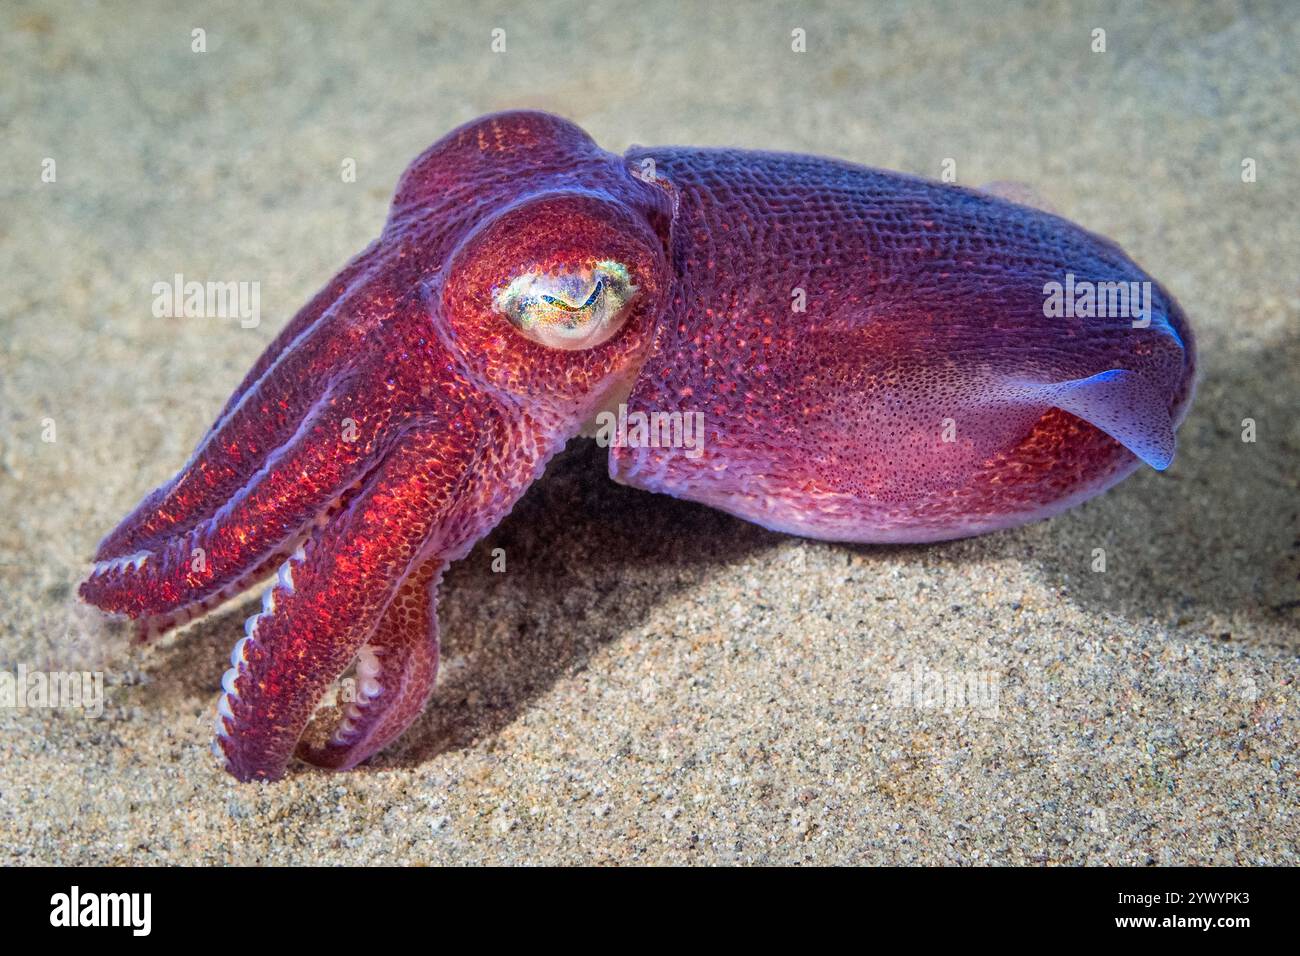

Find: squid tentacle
296;557;444;771
79;372;411;630
214;416;484;782
93;271;390;564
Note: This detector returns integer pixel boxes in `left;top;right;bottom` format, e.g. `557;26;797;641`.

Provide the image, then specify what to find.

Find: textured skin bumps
80;112;1194;780
613;147;1194;541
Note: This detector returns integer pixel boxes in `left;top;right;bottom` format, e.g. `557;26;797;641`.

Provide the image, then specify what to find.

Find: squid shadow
380;438;775;768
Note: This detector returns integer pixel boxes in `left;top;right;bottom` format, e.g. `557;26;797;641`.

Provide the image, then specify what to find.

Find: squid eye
492;260;637;350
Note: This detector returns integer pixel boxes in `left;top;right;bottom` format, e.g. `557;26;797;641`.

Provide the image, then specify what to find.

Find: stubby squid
80;112;1195;781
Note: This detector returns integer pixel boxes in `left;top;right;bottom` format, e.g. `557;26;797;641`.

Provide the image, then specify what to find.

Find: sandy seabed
1;0;1296;864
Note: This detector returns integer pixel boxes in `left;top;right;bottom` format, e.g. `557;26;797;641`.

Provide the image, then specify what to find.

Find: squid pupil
541;278;604;313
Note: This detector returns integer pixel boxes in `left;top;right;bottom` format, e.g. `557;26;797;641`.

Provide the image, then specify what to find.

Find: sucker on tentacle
81;111;1194;781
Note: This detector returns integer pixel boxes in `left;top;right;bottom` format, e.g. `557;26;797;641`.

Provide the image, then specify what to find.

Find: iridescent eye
492;260;637;350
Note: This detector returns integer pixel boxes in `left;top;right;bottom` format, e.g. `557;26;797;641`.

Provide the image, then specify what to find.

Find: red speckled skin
613;146;1194;540
80;112;1194;781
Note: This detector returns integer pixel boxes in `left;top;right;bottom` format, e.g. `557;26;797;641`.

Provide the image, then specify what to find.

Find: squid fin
1022;369;1175;470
